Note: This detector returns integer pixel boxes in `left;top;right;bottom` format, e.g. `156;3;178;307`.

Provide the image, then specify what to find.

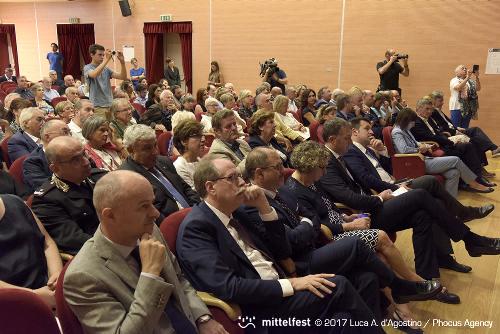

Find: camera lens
112;51;116;55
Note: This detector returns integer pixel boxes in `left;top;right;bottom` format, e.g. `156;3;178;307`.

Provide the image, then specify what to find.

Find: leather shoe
393;280;442;304
439;256;472;273
478;177;496;187
466;237;500;257
435;289;461;304
461;185;494;194
475;204;495;219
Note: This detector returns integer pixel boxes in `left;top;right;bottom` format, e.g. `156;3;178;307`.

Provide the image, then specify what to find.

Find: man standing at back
46;43;64;81
84;44;127;121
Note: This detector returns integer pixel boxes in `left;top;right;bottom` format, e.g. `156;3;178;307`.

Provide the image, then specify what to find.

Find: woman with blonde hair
54;100;75;124
30;84;54;114
237;89;255;121
315;104;337;144
272;95;309;141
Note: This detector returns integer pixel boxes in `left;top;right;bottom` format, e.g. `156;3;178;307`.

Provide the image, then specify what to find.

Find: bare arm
401;58;409;77
111;51;128;81
453;72;472;91
378;56;397;75
474;74;481;92
87;49;113;79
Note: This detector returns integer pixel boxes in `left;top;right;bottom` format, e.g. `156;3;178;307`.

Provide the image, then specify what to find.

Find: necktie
365;148;382;168
337;157;364;194
229;218;286;278
150;168;191;209
130;247;197;334
273;194;301;228
228;141;244;160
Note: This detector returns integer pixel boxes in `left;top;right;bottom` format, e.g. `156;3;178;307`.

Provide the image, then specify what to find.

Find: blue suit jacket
8;131;39;162
176;202;288;311
23;146;52;193
343;144;398;193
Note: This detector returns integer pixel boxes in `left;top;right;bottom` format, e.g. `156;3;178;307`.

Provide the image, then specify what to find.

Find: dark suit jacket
430;109;457;135
343;144;398;193
411;117;454;151
31;169;106;254
0;75;17;83
176;202;288;311
8;130;39;162
119;156;199;222
247;135;290;167
318;150;383;213
164;66;181;87
22;146;51;193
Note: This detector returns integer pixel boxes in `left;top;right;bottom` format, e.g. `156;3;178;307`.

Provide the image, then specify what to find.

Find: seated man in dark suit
411;96;493;187
245;147;442;315
335;93;356;121
177;156;442;332
318;118;500;280
8;107;44;162
23;119;71;192
32;136;106;255
345;118;495;277
0;67;17;83
429;91;500;173
119;124;199;222
14;76;34;100
64;170;225;334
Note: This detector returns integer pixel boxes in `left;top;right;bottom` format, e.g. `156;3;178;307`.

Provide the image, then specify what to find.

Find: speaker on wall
118;0;132;17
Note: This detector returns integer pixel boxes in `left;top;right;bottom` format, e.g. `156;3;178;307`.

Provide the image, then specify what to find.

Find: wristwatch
196;314;213;325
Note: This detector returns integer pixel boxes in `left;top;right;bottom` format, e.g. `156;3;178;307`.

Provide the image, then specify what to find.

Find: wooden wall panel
0;0;499;140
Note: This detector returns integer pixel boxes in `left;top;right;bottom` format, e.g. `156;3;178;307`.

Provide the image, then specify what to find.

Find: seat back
159;208;193;254
55;259;84;334
0;81;17;92
8;154;28;184
51;96;67;108
132;102;145;116
309;120;320;142
382;126;395;156
292;110;303;123
194;110;203;122
1;136;11;168
157;131;172;156
203;133;215;148
0;289;60;334
283;168;295;181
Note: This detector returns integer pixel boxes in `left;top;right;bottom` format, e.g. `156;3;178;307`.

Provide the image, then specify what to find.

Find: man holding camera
376;49;409;96
262;59;288;94
84;44;127;121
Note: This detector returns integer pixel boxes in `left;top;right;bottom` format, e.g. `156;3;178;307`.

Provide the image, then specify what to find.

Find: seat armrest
394;153;424;161
196;291;241;321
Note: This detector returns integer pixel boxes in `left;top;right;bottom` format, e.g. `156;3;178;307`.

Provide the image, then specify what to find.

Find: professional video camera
259;58;280;77
396;53;409;60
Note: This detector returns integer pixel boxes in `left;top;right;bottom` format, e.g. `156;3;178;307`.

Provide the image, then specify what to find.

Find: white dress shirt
352;142;394;183
204;201;294;297
68;120;86;144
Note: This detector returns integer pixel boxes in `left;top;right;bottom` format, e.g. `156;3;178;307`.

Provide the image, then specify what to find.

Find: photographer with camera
376;49;409;96
84;44;127;121
261;58;288;94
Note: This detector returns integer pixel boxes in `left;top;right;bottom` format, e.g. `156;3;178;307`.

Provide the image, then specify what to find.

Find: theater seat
157;131;172;156
132;102;145;116
0;288;60;334
1;136;12;168
160;209;243;334
51;96;67;108
56;259;83;334
309;120;320;142
8;154;28;185
203;133;215;148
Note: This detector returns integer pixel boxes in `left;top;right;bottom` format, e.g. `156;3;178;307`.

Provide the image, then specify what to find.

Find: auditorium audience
236;89;255;121
200;97;220;133
30;83;54;114
133;83;148;107
286;86;299;112
300;88;317;126
219;93;246;134
57;74;75;95
120;124;200;221
412;97;494;187
318;118;500;282
41;76;60;102
32;136;105;255
316;86;332;108
54;100;74;124
171;94;196;131
0;67;16;83
48;70;63;88
255;92;273;112
145;83;162;109
82;115;126;171
194;88;208;114
0;194;63;310
6;97;32;135
273;94;309;141
23;119;71;192
64;86;80;105
173;119;204;190
248;110;290;166
208;109;252;174
109;98;134;140
68;99;95;144
392;108;492;195
8;107;44;162
177;156;440;332
315;104;337;144
64;170;224;334
171;85;184;109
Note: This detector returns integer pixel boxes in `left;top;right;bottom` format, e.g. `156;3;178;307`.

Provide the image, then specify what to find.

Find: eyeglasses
212;172;243;183
262;161;284;171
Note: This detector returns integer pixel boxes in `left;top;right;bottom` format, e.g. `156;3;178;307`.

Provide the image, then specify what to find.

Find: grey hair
123;124;156;148
19;107;42;130
65;86;78;95
82;115;109;140
322;118;351;142
40;119;64;139
110;98;130;115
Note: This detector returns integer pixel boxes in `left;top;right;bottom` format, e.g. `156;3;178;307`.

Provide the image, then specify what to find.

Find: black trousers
303;237;397;322
371;188;470;279
248;274;383;334
464;127;497;166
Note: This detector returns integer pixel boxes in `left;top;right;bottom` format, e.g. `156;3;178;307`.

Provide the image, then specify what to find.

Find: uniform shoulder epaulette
33;180;57;197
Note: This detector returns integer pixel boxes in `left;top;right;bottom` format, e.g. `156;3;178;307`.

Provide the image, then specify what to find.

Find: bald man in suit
64;170;226;334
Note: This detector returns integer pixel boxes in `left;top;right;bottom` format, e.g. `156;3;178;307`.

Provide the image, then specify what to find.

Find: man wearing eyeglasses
23;120;71;192
32;136;106;255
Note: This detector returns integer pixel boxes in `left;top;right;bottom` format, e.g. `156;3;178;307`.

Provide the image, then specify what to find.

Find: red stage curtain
143;22;192;89
179;33;192;93
57;24;95;79
0;33;8;71
0;25;20;77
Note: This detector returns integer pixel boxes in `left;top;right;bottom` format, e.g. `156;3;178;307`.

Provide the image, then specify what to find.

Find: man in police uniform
32;136;106;255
